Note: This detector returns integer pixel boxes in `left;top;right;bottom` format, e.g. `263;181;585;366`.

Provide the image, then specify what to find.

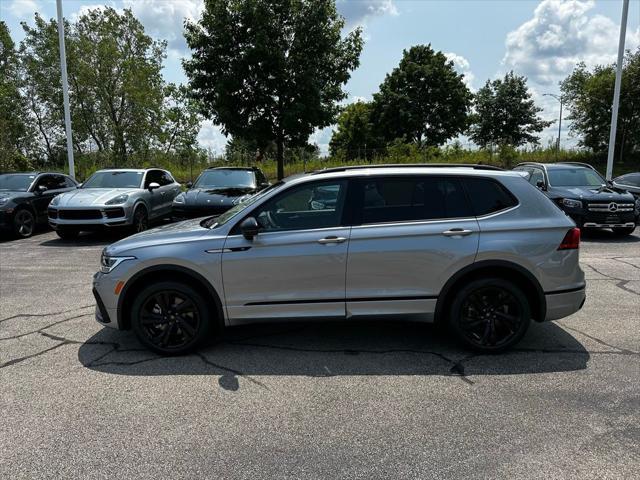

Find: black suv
172;166;270;220
0;172;78;238
514;162;639;236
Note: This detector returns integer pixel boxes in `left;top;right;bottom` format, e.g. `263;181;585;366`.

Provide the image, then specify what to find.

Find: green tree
184;0;363;179
158;83;202;155
469;72;552;151
372;45;472;147
329;101;381;160
20;8;170;165
561;50;640;159
0;21;32;169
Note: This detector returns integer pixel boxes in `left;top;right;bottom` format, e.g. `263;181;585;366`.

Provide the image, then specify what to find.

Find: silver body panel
93;167;585;330
49;169;181;228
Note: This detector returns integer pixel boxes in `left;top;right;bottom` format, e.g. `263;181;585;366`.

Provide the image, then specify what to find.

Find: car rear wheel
13;208;35;238
56;228;79;240
612;226;636;236
449;278;531;353
131;281;211;355
132;205;148;233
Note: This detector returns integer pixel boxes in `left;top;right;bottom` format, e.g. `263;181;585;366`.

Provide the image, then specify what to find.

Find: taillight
558;228;580;250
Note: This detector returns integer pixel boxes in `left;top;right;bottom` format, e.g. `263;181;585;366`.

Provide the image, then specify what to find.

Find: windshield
616;174;640;187
194;169;255;189
0;174;36;191
548;168;605;187
202;182;284;228
82;171;143;189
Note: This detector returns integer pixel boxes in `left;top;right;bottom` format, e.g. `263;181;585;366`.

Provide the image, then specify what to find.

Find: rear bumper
544;286;586;321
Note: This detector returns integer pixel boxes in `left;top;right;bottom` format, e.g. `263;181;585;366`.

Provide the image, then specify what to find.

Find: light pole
606;0;629;181
56;0;75;178
543;93;563;157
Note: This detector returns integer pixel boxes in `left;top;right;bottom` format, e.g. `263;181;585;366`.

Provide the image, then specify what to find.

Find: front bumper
49;205;133;229
93;271;122;329
544;286;586;321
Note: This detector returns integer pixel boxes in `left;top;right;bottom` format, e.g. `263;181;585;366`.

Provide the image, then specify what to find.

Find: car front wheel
132;205;148;233
449;278;531;353
131;281;211;355
13;208;35;238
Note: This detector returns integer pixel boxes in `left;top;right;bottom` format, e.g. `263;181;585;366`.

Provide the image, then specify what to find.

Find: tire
131;205;149;234
612;226;636;236
13;208;35;238
131;281;212;355
56;228;80;240
449;278;531;353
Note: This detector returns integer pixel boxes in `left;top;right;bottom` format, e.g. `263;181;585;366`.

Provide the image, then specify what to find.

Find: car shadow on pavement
580;229;640;243
78;320;590;390
38;231;128;247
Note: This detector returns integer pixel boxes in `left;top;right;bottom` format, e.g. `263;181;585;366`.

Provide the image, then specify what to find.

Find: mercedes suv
514;162;639;236
93;165;586;355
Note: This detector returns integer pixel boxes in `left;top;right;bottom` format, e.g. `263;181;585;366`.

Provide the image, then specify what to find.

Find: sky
2;0;640;155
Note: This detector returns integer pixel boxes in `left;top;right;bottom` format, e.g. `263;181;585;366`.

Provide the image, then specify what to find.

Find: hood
181;187;254;207
549;185;636;202
106;218;216;255
55;188;138;207
0;190;27;201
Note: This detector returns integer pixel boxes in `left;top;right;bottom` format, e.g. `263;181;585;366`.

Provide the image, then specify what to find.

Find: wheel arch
117;265;225;331
434;260;546;324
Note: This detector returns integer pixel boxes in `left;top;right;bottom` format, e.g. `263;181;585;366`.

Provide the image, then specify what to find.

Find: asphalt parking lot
1;228;639;479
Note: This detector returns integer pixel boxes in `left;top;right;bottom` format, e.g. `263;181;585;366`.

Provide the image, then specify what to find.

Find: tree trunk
276;136;284;180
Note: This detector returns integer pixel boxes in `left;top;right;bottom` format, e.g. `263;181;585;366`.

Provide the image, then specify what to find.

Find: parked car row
0;166;269;239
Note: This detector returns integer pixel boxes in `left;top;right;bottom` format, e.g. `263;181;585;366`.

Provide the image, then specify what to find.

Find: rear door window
357;176;473;224
462;177;518;216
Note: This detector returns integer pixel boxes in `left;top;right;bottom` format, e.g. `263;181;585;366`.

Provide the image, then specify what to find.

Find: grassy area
17;146;640;183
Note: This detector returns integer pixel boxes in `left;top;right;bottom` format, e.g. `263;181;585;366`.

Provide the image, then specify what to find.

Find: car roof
95;168;149;173
285;165;523;185
516;162;596;170
205;166;258;171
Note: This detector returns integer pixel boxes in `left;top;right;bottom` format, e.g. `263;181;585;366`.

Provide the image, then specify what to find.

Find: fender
117;264;225;330
434;259;547;323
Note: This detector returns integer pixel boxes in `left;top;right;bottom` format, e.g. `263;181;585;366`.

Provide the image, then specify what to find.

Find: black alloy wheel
450;278;531;352
133;206;148;233
131;282;210;355
13;209;35;238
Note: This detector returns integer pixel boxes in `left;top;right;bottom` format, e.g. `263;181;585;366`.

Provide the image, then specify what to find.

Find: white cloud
444;52;475;90
503;0;640;87
122;0;204;54
197;120;228;155
337;0;398;28
7;0;40;18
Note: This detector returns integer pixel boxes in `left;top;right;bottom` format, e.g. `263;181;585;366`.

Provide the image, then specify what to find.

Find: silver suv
48;168;181;239
93;166;586;355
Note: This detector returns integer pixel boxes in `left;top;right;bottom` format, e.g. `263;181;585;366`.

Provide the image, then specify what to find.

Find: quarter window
462;178;518;216
251;180;347;232
358;177;473;224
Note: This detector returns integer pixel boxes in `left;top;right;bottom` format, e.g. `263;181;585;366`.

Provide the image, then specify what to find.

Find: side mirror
148;182;160;191
185;181;193;189
536;180;546;191
36;185;47;194
240;217;260;240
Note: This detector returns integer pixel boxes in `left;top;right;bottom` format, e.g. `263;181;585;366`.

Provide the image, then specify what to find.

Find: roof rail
311;163;504;175
558;162;597;170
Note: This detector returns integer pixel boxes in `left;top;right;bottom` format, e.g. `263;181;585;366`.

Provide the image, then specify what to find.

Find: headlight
100;251;136;274
49;195;60;206
562;198;582;209
105;194;129;205
173;193;186;204
0;197;9;206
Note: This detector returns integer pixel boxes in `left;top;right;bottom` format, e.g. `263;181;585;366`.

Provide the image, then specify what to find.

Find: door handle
442;228;473;237
317;236;347;244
